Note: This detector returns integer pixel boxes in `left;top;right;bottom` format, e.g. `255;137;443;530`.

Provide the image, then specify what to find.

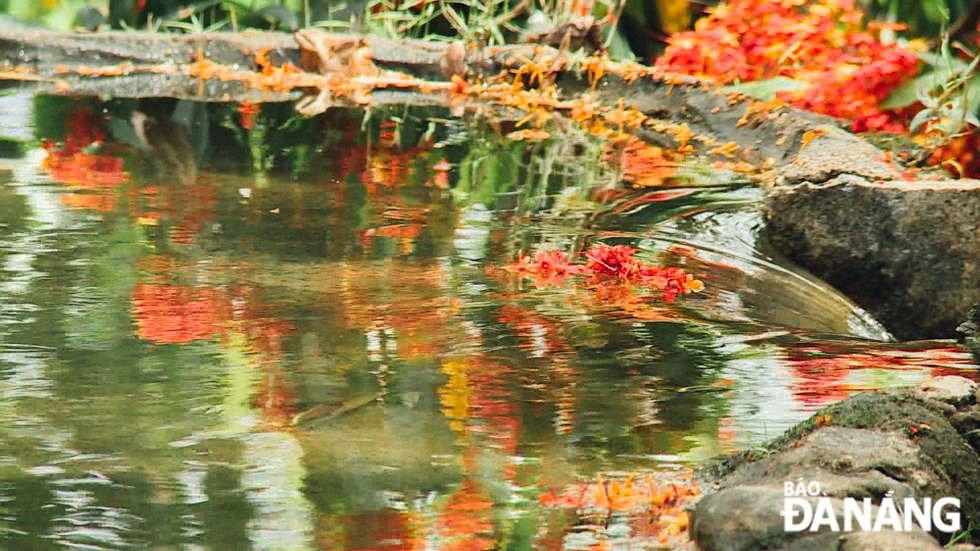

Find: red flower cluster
505;244;704;302
586;244;704;301
928;134;980;179
656;0;919;133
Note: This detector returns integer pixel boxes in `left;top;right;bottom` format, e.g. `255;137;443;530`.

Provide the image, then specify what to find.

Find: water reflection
0;94;974;549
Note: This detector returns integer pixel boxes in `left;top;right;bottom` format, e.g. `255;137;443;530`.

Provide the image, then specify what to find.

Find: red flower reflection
342;263;457;359
438;477;496;551
238;101;261;130
341;509;416;551
131;258;297;429
132;281;225;344
540;471;700;548
783;343;978;408
612;139;679;188
42;108;130;211
130;180;218;247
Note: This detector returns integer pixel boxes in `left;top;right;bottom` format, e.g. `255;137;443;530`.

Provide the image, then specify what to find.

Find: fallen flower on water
504;244;704;301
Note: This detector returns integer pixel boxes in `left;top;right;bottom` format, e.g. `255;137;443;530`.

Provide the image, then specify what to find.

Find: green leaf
916;50;970;73
966;75;980;114
908;107;935;133
881;67;961;110
311;19;352;29
921;0;948;24
881;79;921;110
606;26;636;62
720;77;809;101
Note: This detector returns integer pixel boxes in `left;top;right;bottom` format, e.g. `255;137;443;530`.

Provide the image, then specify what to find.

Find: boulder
957;306;980;365
919;375;978;406
766;171;980;340
692;380;980;551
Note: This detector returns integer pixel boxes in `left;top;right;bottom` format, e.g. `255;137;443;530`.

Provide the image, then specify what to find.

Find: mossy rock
958;305;980;366
701;388;980;535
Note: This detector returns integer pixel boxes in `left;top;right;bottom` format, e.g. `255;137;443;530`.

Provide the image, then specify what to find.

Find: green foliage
161;10;228;32
945;512;980;547
869;0;972;38
364;0;444;40
5;0;96;30
885;37;980;149
455;131;521;206
364;0;526;44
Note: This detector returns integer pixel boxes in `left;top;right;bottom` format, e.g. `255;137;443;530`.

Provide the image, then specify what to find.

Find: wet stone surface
766;173;980;340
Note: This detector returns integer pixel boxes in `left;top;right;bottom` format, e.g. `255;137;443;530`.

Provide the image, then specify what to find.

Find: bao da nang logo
782;480;961;533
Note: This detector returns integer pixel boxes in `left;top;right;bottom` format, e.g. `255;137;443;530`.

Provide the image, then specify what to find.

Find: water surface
0;92;974;549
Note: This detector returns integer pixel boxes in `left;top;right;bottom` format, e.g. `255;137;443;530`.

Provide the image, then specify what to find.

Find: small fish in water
131;110;197;185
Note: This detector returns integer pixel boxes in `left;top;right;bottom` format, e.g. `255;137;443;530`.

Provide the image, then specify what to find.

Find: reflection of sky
714;340;805;449
453;204;493;263
0;91;34;142
0;350;55;401
245;432;315;551
2;148;71;297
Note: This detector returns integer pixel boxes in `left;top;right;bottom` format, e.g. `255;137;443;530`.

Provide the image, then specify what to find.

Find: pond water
0;91;975;550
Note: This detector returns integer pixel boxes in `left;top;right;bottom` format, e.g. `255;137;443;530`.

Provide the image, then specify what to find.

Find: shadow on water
0;91;974;549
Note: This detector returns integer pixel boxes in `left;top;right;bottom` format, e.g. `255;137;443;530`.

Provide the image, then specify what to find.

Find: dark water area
0;90;974;549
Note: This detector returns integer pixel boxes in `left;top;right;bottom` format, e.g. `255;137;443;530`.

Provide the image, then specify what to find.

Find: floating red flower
505;244;704;302
503;250;586;285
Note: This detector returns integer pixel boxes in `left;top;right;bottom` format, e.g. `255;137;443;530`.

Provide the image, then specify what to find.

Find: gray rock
691;485;814;551
719;427;927;498
691;483;944;551
918;376;978;406
766;174;980;339
693;388;980;551
776;532;856;551
778;128;903;186
957;306;980;365
837;530;945;551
